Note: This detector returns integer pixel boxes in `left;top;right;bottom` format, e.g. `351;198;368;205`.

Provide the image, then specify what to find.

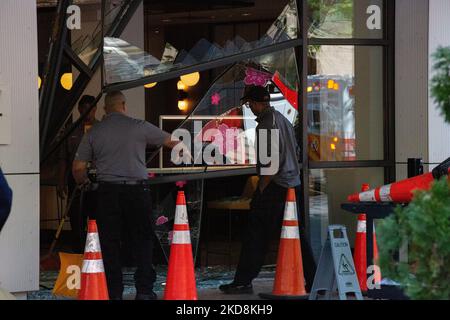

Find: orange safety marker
163;191;198;300
353;184;381;292
78;220;109;300
260;188;308;300
347;172;440;203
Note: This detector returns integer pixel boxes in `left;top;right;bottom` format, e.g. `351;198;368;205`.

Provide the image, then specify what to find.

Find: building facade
0;0;450;297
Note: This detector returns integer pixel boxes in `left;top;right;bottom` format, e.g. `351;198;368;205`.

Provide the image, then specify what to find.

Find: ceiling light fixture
144;82;157;89
60;73;73;90
180;72;200;87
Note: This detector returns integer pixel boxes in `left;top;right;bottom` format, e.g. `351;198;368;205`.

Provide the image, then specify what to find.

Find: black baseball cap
240;86;270;104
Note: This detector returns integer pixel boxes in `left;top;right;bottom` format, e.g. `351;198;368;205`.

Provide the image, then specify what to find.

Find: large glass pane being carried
103;0;299;85
155;48;299;169
151;48;299;264
308;0;383;39
307;45;384;161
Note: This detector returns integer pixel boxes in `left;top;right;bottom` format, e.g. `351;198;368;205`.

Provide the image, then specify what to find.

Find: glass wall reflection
309;167;384;260
307;45;384;161
308;0;383;39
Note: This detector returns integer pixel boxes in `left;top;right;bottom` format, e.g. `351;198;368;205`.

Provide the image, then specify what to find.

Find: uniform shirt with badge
75;112;170;182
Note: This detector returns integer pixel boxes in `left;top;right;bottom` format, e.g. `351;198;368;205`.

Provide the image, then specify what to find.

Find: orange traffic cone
163;191;197;300
78;220;109;300
347;171;443;203
353;184;381;291
260;188;308;299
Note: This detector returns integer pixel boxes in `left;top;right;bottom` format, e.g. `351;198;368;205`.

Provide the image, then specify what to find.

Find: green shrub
378;178;450;299
431;46;450;123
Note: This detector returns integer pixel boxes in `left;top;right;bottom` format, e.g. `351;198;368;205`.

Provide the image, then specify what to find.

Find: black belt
98;180;149;186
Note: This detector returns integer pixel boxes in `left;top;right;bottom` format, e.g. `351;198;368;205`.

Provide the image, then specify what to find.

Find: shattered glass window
103;0;299;85
152;180;204;264
72;0;126;66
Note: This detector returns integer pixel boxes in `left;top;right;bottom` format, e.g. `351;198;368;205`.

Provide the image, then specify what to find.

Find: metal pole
40;0;143;163
407;158;423;178
298;0;310;239
40;0;72;154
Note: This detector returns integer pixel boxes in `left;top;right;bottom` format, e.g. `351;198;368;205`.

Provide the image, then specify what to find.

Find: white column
395;0;429;179
0;0;40;295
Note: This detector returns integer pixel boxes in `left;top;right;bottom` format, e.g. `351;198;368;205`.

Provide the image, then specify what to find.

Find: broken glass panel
103;0;299;85
155;48;299;169
152;180;204;264
104;37;161;83
149;47;299;264
160;43;178;64
151;49;299;263
72;0;126;66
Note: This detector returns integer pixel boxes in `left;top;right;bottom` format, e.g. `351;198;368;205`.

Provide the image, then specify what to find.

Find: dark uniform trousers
96;183;156;299
233;182;317;291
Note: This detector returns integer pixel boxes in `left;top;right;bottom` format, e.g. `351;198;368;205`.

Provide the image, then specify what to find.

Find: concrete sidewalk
124;278;275;300
30;266;277;300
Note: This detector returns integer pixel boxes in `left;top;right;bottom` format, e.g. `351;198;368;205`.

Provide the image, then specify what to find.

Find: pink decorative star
211;92;221;105
155;216;169;226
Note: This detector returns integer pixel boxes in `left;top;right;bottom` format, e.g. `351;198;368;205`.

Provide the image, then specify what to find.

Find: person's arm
163;135;181;149
0;168;13;231
72;133;93;185
72;160;89;185
163;135;194;164
143;122;192;163
143;121;172;147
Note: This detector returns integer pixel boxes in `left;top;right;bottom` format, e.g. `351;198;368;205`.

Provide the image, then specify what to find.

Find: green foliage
307;0;353;56
431;46;450;124
377;178;450;299
308;0;353;25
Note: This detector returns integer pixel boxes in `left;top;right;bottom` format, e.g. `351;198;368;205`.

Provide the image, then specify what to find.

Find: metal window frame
298;0;396;239
138;0;395;238
103;0;395;239
103;38;302;92
40;0;144;163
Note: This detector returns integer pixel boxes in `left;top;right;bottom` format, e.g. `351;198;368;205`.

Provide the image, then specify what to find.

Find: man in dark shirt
0;167;12;232
58;95;98;253
73;90;181;300
219;85;316;294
